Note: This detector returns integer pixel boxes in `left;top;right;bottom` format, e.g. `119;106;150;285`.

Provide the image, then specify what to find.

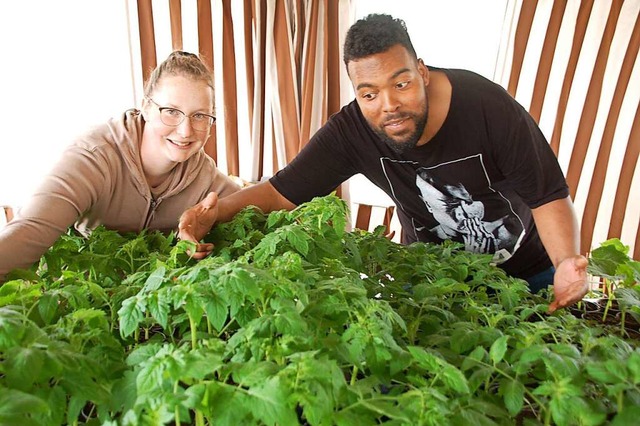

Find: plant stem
174;380;181;425
617;391;623;413
602;297;612;322
189;314;198;350
350;366;358;386
195;410;205;426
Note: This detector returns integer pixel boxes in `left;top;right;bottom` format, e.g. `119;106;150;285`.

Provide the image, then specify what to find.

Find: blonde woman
0;51;240;282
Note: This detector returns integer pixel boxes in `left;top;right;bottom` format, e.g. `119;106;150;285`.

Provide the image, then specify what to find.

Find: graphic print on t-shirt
383;154;526;264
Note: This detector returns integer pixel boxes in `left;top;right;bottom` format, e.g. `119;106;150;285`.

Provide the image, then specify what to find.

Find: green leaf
441;364;470;394
499;377;524;416
286;227;310;256
585;362;618;384
612;405;640;426
147;291;170;328
3;346;46;388
0;388;49;424
627;351;640;383
245;376;298;425
142;266;166;292
127;343;162;366
205;381;251;425
203;292;229;332
66;395;86;426
118;295;146;338
588;239;631;278
489;335;508;364
461;346;487;371
37;292;59;324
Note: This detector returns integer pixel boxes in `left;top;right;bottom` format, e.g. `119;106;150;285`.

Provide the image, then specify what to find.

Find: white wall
354;0;510;81
0;1;133;208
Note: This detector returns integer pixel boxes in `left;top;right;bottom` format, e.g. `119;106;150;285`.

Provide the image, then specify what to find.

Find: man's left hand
548;255;589;313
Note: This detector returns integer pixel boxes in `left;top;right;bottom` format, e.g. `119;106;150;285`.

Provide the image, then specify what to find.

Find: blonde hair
143;51;214;99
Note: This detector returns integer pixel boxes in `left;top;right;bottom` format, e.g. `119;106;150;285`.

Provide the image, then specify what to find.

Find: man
179;14;588;313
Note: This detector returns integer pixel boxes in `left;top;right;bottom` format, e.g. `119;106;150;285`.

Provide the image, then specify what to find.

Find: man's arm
531;196;589;313
178;181;296;259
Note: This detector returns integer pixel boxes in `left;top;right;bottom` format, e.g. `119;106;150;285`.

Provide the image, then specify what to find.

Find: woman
0;51;240;282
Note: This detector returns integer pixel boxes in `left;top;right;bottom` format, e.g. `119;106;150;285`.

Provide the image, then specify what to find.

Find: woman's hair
143;51;214;98
343;14;417;67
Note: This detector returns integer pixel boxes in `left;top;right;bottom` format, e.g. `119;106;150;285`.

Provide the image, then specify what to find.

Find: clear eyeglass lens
159;109;213;131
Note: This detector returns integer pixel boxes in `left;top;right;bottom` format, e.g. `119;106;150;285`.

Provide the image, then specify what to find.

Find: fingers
547;300;561;313
573;255;588;269
177;220;198;243
187;243;214;260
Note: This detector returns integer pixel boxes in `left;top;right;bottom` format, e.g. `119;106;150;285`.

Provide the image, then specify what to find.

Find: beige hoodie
0;109;240;281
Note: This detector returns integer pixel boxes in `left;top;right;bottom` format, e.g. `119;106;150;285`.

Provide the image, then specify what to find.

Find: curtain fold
528;0;567;122
499;0;640;259
582;11;640;256
549;0;595;154
136;0;157;82
221;0;239;175
131;0;351;183
565;0;623;200
169;0;183;51
508;0;538;97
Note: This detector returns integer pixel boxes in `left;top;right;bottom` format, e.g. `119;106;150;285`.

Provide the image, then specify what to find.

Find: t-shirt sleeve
488;92;569;208
269;117;359;205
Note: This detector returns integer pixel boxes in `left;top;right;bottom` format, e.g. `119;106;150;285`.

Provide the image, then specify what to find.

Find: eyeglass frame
145;96;216;131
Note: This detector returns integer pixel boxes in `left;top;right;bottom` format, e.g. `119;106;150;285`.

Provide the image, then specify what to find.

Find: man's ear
417;58;430;86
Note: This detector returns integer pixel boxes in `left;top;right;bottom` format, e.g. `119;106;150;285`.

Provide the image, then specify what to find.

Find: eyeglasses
145;97;216;131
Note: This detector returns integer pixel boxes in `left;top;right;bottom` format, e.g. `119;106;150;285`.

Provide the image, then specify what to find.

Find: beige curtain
496;0;640;259
130;0;352;184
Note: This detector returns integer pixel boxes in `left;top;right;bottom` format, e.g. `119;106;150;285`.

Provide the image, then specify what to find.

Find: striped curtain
128;0;352;183
495;0;640;259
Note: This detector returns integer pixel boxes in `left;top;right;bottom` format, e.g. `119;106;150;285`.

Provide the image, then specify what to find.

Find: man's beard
372;92;429;154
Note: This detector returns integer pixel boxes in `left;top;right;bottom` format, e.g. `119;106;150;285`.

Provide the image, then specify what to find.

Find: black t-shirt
270;68;569;279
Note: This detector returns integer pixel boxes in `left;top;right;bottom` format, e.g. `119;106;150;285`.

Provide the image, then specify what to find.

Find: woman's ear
140;97;151;121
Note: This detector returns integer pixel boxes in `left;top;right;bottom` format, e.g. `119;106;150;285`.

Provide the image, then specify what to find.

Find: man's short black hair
343;14;417;68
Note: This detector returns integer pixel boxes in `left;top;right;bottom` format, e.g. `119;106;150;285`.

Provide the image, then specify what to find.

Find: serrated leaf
118;295;146;338
142;266;166;292
627;351;640;383
37;292;59;324
245;376;299;425
441;364;470;394
612;405;640;426
203;292;229;332
0;388;49;420
585;362;618;384
500;377;524;416
147;291;170;328
4;346;46;388
489;335;508;364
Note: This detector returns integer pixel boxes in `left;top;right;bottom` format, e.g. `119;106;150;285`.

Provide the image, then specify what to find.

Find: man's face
348;44;430;153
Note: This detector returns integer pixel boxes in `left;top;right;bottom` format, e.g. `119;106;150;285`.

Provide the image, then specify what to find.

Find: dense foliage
1;194;639;425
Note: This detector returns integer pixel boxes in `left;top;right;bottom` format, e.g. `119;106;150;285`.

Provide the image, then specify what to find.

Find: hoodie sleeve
0;144;107;282
208;165;242;198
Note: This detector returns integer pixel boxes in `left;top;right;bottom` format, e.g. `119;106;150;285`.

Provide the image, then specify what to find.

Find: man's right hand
178;192;219;259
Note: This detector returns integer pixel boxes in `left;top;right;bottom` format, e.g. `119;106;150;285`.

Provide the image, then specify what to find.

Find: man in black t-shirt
179;14;588;313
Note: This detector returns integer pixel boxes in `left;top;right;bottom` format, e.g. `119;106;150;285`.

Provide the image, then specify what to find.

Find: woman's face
141;75;214;171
